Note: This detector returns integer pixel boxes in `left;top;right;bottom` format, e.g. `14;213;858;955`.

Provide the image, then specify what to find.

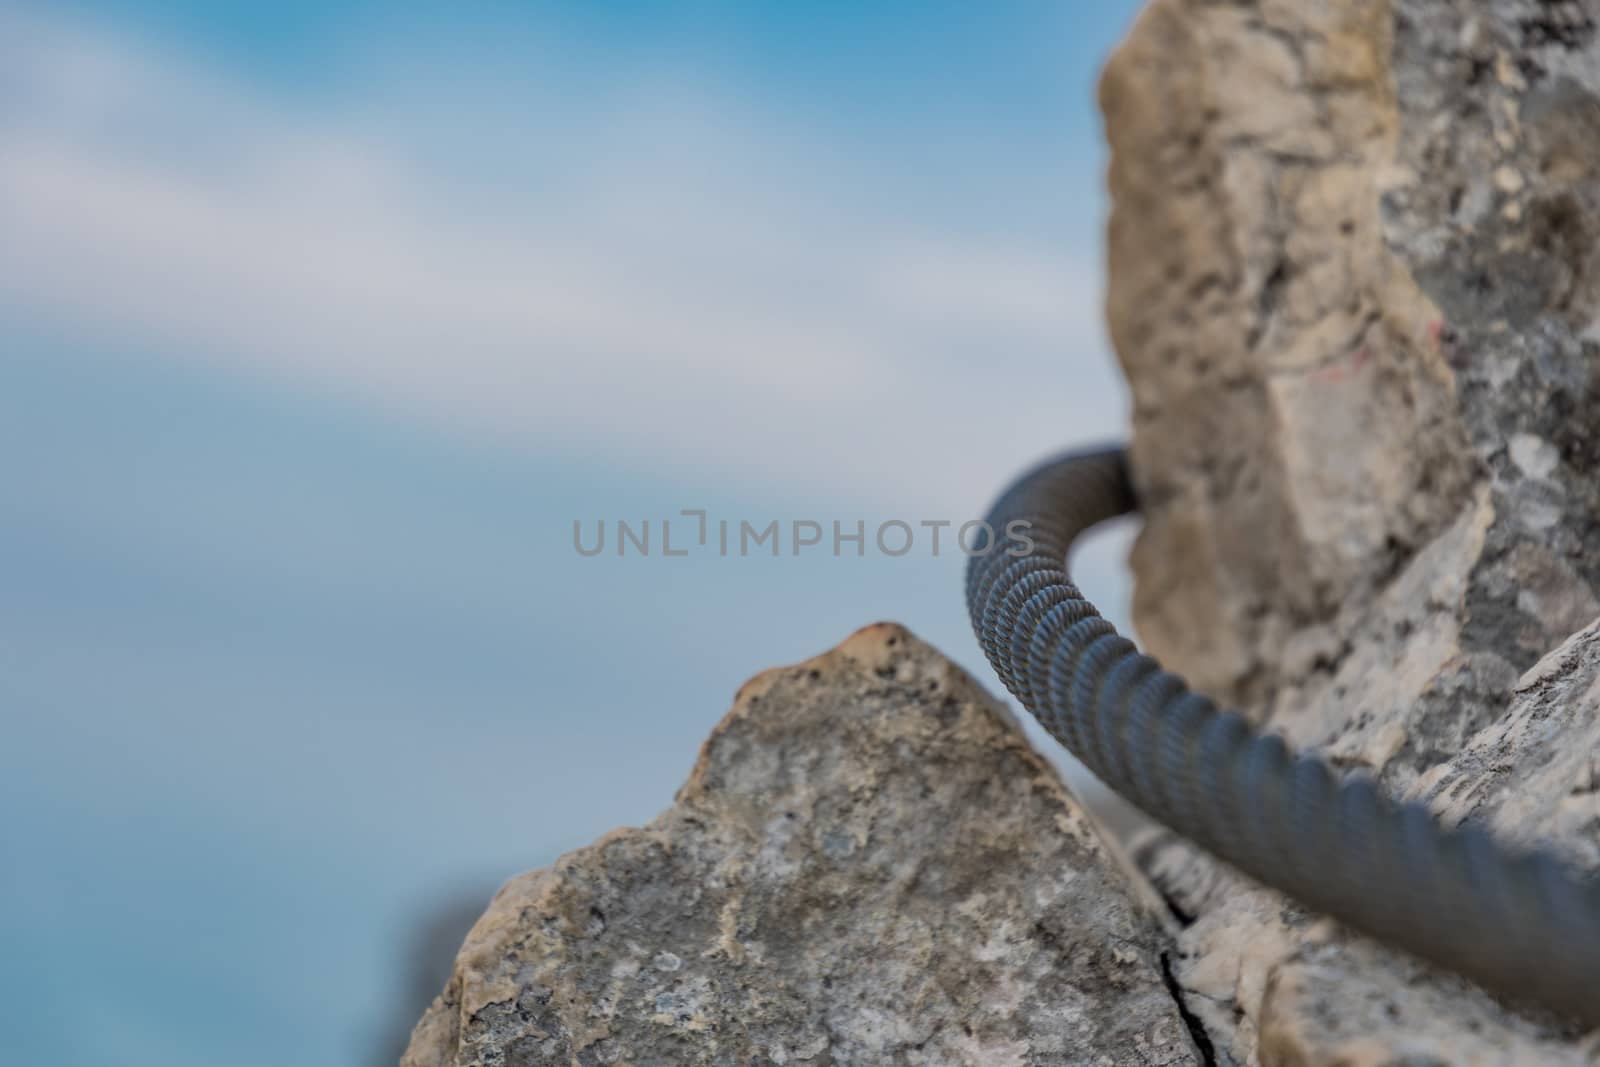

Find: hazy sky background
0;2;1147;1063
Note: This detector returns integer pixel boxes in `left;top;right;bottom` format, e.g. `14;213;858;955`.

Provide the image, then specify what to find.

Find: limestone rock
402;624;1203;1066
1133;620;1600;1066
1103;0;1600;1062
400;2;1600;1061
1102;0;1477;715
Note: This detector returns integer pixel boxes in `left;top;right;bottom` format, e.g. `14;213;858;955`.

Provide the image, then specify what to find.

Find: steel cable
967;444;1600;1027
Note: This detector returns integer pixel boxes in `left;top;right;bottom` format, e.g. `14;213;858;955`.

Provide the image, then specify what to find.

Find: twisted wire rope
967;445;1600;1027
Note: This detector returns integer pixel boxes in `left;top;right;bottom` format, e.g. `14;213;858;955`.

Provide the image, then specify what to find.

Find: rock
402;3;1600;1061
373;890;497;1067
1102;0;1478;715
1103;0;1600;1062
402;624;1204;1066
1131;617;1600;1066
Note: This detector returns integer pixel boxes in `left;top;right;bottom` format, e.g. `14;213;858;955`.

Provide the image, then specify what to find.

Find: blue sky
0;2;1145;1063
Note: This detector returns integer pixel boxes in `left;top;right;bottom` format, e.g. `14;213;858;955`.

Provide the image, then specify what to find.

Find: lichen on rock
1104;0;1600;1062
403;624;1203;1066
404;2;1600;1062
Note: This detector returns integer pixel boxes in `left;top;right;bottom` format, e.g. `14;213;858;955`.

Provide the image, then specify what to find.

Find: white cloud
0;8;1128;511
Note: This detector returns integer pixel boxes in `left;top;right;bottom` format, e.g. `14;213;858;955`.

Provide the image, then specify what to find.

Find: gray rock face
1132;620;1600;1067
1103;0;1600;1062
403;4;1600;1062
403;624;1203;1066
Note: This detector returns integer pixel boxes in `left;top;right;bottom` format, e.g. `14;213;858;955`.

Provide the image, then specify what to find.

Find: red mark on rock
1315;345;1372;384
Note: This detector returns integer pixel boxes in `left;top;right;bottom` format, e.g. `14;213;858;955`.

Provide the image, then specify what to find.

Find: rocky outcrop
402;624;1203;1066
402;3;1600;1063
1133;620;1600;1066
1103;0;1600;1061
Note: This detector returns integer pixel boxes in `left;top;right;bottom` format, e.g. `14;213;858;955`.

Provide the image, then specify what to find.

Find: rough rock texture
403;624;1203;1066
402;4;1600;1063
1103;0;1600;1062
1133;621;1600;1066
